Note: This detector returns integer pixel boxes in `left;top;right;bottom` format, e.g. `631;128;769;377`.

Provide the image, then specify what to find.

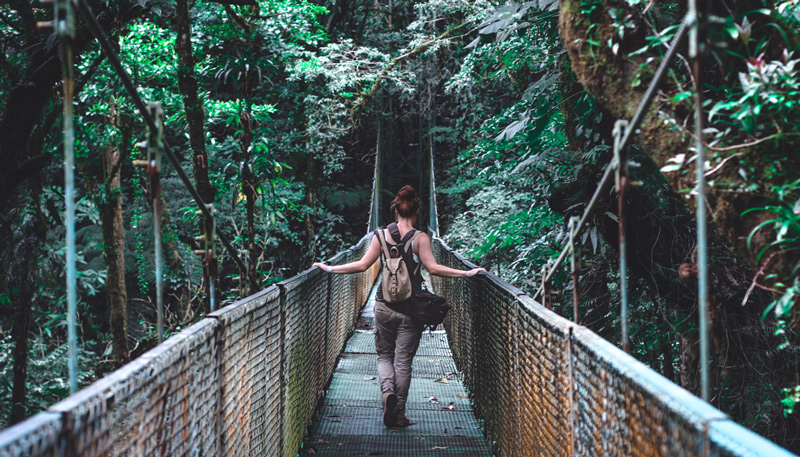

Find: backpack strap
376;229;394;260
396;229;420;276
387;222;402;244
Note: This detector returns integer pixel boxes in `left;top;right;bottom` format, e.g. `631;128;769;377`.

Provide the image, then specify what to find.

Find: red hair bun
392;185;420;218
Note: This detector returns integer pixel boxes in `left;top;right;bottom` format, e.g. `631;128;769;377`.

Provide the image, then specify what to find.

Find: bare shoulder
414;231;430;243
412;231;431;254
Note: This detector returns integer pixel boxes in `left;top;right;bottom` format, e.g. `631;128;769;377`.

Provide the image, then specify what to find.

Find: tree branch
223;4;250;34
352;20;472;113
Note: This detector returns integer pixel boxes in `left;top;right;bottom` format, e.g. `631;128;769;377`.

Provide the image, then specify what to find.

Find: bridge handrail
0;234;379;457
431;236;796;457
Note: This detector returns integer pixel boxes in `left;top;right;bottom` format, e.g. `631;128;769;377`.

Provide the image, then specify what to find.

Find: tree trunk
9;280;32;425
6;186;46;425
100;102;130;366
175;0;217;312
558;0;800;283
679;332;700;396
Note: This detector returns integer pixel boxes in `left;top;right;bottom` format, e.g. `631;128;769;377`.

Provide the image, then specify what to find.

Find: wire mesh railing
430;237;796;457
2;233;797;457
0;235;378;457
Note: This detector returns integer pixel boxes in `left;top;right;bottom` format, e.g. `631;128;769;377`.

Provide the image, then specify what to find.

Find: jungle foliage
1;0;799;451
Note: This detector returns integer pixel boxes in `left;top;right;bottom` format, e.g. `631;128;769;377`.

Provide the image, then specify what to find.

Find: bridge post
45;0;79;394
568;216;580;323
613;120;630;353
134;103;166;341
277;282;288;457
689;0;710;402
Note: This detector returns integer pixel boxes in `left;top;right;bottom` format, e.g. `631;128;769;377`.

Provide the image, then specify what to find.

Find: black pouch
409;290;449;330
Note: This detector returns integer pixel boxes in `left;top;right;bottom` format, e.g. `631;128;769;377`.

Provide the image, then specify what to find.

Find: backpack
376;224;417;303
377;224;450;330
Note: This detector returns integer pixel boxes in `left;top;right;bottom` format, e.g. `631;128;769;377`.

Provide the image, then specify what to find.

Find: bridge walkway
300;286;493;456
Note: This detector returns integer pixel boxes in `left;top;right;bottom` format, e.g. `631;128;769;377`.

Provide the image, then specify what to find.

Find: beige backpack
377;224;419;303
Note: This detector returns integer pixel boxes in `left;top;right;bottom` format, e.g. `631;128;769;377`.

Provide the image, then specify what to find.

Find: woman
312;185;484;428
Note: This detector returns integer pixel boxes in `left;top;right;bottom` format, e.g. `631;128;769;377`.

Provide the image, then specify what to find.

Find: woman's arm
415;232;485;278
312;235;382;274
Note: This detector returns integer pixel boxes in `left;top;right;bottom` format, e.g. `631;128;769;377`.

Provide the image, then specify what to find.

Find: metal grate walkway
300;287;493;456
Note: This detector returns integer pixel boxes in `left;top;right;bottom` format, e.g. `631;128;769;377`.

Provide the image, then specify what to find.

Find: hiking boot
382;391;397;427
396;414;414;427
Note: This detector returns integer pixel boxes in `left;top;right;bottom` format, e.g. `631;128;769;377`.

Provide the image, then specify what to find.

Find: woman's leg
374;301;398;394
393;315;423;418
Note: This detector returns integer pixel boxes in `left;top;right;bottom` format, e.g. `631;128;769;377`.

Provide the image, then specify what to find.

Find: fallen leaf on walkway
442;402;455;410
427;396;440;404
317;439;330;444
363;376;376;380
306;447;317;455
443;428;448;434
457;394;468;400
431;446;449;450
433;378;449;384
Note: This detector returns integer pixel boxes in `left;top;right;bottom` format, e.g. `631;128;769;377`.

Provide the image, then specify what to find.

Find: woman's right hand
465;268;486;277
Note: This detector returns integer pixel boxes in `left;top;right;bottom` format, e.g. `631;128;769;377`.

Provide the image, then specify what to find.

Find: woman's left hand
465;267;486;277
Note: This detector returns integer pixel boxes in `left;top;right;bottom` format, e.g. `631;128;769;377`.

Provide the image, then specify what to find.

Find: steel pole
689;0;710;402
614;120;630;353
53;0;78;395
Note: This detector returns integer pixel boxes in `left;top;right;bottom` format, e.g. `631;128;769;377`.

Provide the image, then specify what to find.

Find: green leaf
669;91;693;102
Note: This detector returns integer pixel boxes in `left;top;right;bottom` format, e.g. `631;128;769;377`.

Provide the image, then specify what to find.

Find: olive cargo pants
374;300;423;416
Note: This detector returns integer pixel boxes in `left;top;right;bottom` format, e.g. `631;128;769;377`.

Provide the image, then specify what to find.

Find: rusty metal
0;234;379;457
1;233;797;457
541;264;552;310
195;204;218;311
614;120;630;353
135;103;165;340
429;236;797;457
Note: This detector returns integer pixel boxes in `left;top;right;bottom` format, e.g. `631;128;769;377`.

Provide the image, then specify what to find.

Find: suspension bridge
1;0;798;456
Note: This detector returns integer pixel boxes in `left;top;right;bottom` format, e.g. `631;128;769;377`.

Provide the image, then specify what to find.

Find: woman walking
312;185;484;427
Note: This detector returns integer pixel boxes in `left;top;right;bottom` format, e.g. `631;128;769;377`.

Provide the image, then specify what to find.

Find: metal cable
689;0;710;402
532;15;691;300
74;0;258;292
55;0;78;394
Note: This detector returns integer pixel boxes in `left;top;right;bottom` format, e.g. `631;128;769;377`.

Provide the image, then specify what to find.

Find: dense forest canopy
1;0;799;451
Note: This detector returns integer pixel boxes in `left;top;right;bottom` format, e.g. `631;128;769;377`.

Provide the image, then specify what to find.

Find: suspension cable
50;0;79;395
532;15;691;301
614;120;631;353
74;0;259;292
689;0;710;402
